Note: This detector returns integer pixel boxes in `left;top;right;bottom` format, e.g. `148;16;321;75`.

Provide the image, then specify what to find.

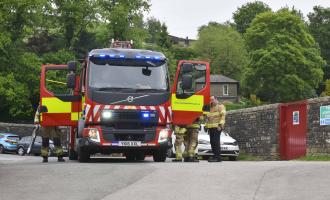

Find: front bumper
77;138;172;154
198;145;240;157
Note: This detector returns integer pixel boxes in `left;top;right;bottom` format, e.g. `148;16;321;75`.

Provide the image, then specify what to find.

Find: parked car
17;136;68;156
0;133;20;153
168;124;240;161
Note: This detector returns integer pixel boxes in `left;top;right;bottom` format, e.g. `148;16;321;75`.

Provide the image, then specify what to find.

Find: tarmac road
1;153;330;200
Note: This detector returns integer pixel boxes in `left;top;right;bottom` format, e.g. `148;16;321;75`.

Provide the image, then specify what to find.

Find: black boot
208;157;222;162
42;157;48;163
172;158;182;162
58;156;65;162
185;157;199;162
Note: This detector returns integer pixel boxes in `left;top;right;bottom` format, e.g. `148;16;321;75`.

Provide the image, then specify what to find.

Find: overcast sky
147;0;330;39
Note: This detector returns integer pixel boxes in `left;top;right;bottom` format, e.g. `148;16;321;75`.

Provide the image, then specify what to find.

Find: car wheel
229;156;237;161
0;145;4;154
153;150;167;162
166;148;175;158
78;147;90;163
17;147;25;156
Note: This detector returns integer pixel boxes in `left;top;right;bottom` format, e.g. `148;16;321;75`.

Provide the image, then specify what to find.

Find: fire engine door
40;65;81;126
171;60;210;125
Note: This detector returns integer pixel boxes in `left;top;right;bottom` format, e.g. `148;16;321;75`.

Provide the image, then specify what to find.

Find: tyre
229;156;237;161
69;149;78;160
125;153;136;161
153;150;167;162
78;148;90;163
17;147;25;156
135;153;145;161
0;145;4;154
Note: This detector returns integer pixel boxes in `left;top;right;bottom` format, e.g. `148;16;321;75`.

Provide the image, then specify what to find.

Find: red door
279;101;307;160
40;65;81;126
171;60;210;125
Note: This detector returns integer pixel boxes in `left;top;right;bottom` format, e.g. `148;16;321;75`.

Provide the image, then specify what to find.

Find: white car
168;125;240;161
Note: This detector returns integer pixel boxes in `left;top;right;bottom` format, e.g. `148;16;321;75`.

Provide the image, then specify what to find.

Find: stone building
196;74;240;103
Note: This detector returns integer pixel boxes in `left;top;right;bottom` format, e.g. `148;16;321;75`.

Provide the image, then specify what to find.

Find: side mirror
40;105;48;113
182;74;193;90
67;61;77;72
142;68;151;76
67;73;76;89
182;63;193;73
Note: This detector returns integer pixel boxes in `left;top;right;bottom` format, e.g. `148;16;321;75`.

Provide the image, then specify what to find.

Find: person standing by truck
205;96;226;162
34;104;65;163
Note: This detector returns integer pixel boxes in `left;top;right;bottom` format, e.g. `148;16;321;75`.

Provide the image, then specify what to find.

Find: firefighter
172;126;187;162
172;119;200;162
205;96;226;162
34;104;65;163
184;119;201;162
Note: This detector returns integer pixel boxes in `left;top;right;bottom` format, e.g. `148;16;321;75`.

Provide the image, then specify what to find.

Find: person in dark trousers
205;96;226;162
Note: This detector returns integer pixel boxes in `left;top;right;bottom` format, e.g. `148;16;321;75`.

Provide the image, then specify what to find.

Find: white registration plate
118;141;141;147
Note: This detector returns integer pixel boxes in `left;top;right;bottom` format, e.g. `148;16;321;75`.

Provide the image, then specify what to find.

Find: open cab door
40;61;82;126
171;60;210;125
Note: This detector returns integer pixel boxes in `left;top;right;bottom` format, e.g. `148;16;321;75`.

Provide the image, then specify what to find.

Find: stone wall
225;104;280;160
0;122;34;137
307;97;330;156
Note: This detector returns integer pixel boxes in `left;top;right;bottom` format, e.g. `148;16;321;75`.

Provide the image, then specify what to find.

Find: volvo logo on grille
127;96;134;102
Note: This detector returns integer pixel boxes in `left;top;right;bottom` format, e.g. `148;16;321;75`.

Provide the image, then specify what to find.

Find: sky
147;0;330;39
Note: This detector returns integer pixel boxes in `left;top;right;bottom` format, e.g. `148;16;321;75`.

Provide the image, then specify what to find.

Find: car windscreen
88;58;169;91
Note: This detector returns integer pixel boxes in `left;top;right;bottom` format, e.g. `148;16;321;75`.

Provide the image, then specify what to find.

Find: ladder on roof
110;39;133;49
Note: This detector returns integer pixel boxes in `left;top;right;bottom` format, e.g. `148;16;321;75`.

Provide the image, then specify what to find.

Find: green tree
192;23;248;80
308;6;330;82
244;10;325;102
145;17;162;44
321;79;330;97
233;1;271;34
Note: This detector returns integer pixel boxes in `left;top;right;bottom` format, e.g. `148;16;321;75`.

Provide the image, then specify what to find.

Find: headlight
87;128;100;143
158;129;169;143
102;110;113;119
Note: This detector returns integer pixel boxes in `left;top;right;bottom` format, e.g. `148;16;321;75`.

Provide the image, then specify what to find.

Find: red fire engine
39;42;210;162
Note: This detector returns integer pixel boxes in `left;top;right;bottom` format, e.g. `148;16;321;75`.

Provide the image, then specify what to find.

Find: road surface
1;154;330;200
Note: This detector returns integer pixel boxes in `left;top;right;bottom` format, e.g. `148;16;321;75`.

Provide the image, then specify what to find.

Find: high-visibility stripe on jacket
34;106;40;124
205;104;226;128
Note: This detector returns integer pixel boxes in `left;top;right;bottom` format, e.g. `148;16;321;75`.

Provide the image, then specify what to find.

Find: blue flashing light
99;54;106;58
109;54;116;58
145;56;151;59
135;55;142;59
119;54;125;58
142;112;150;119
154;56;160;60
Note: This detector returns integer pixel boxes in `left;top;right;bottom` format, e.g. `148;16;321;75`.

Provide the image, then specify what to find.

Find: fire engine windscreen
88;59;169;91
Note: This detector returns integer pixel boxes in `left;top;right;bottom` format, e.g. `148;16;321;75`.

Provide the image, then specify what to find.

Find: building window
223;84;229;96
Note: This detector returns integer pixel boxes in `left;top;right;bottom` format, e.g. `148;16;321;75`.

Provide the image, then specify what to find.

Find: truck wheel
125;153;136;161
69;149;78;160
153;150;167;162
78;148;90;163
135;153;145;161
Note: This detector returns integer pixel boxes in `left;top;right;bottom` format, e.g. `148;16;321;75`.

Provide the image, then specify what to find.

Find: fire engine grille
101;126;156;142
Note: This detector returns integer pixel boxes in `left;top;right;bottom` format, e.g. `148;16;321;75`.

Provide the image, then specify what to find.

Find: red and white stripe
84;104;171;123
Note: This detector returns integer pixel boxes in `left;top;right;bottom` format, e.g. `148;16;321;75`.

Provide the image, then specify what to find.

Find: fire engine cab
39;45;210;162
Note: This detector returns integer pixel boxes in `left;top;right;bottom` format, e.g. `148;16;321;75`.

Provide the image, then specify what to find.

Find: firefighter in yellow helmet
34;104;65;163
205;96;226;162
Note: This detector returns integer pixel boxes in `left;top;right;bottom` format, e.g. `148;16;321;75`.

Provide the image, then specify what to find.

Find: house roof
196;74;238;83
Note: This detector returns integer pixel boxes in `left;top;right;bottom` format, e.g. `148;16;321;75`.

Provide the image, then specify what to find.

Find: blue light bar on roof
89;53;165;61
